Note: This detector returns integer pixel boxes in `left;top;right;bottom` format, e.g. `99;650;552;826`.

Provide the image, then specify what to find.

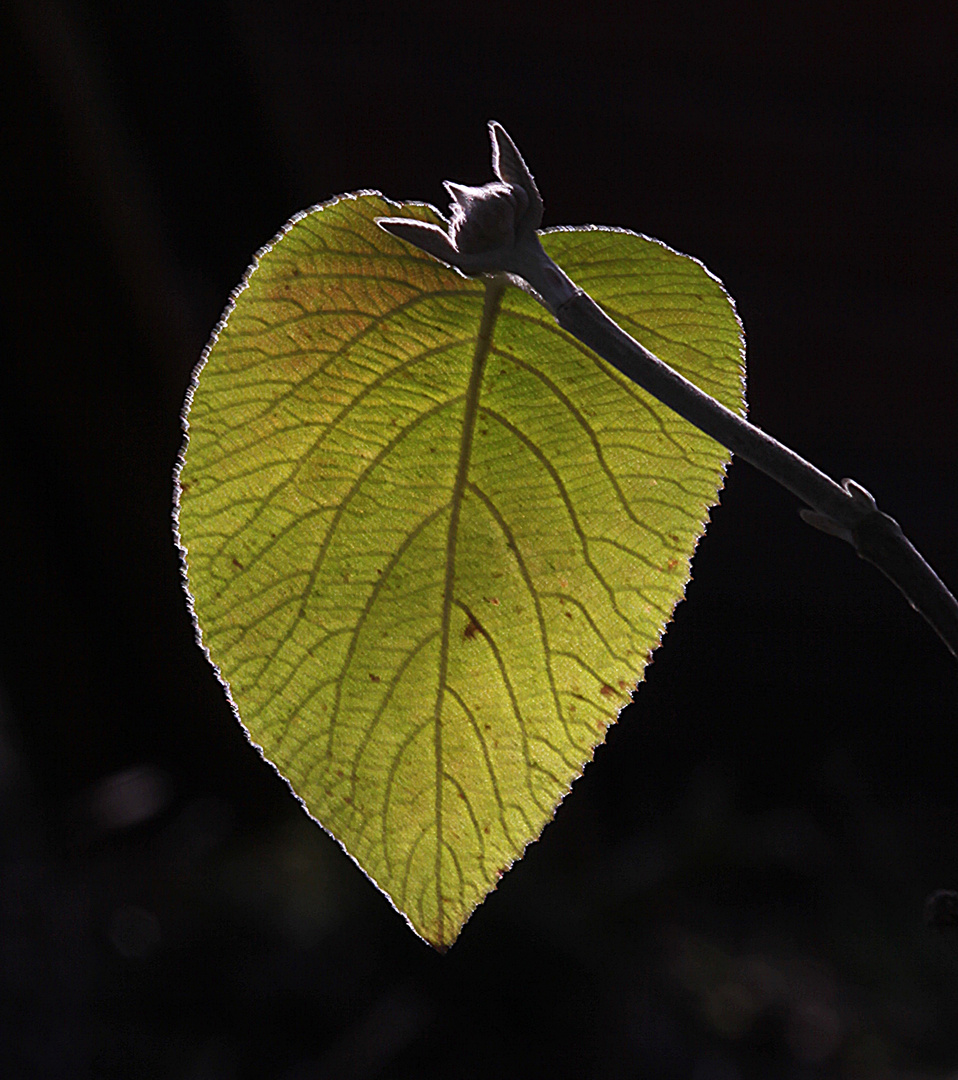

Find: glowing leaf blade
177;193;745;947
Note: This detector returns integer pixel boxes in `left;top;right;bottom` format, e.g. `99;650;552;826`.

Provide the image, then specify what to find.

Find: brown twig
378;122;958;659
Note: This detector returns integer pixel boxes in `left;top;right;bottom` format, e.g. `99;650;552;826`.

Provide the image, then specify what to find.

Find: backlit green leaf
176;193;745;947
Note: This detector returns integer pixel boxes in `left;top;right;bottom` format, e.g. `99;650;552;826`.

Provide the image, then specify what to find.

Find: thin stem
376;121;958;659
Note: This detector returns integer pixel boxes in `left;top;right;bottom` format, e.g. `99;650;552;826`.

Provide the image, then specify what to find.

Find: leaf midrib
432;276;506;945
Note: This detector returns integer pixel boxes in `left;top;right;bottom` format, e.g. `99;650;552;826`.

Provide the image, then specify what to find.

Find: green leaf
176;193;745;948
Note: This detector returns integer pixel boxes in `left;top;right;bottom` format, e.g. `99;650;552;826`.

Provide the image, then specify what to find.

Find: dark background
2;2;957;1077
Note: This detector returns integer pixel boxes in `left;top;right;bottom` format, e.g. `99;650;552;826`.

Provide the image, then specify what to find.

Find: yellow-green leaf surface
176;193;745;947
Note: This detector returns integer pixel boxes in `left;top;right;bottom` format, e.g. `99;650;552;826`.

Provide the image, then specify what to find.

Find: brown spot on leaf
369;673;381;683
464;619;482;641
600;684;615;697
483;825;490;834
565;611;573;619
666;558;678;571
231;557;243;570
